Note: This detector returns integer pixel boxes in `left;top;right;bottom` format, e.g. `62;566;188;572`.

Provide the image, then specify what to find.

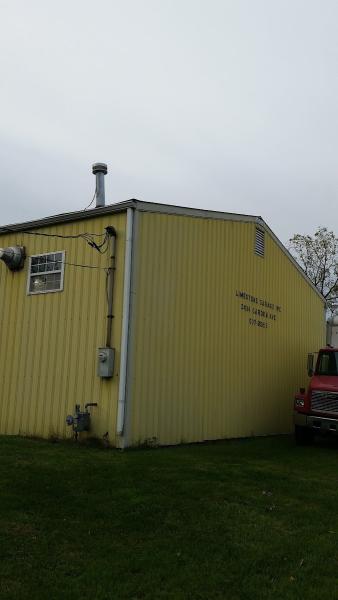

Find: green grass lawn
1;435;338;599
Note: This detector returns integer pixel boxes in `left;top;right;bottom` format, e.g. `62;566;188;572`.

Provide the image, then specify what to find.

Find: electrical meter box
97;347;115;378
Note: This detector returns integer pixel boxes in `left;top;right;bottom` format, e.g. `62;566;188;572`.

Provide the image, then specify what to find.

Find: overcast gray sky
0;0;337;244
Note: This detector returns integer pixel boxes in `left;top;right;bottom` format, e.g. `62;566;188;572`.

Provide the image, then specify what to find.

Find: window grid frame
27;250;65;295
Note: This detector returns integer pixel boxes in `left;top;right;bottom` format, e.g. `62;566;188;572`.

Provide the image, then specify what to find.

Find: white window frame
27;251;65;295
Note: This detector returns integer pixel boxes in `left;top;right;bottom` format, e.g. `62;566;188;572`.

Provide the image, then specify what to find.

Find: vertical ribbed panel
0;212;126;443
129;212;325;446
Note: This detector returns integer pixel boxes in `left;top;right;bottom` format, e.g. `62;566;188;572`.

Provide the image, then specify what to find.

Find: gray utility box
97;347;115;378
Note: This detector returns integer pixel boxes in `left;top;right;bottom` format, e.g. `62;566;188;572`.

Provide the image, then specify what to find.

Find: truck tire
295;425;314;445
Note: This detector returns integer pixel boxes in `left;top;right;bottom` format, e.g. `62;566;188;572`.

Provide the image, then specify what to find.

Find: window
316;351;338;376
27;251;65;295
255;227;265;257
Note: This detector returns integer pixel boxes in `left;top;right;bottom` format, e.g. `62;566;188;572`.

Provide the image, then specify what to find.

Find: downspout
105;226;116;348
116;208;134;436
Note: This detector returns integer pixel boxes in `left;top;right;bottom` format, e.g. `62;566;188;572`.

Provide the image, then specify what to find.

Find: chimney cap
92;162;108;175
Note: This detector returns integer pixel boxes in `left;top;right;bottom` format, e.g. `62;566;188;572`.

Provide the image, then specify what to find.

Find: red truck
294;347;338;443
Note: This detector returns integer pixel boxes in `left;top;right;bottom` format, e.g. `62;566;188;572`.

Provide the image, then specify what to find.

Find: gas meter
66;403;97;436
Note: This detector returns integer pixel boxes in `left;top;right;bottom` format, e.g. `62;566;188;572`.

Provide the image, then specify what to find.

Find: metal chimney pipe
92;163;108;207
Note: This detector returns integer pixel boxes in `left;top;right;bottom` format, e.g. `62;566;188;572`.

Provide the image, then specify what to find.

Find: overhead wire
63;261;108;270
2;228;106;239
83;190;96;211
3;226;111;254
4;223;115;270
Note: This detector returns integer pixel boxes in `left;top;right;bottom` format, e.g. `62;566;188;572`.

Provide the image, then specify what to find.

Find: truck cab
294;347;338;443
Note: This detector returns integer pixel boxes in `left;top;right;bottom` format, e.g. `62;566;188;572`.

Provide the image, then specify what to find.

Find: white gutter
116;208;134;436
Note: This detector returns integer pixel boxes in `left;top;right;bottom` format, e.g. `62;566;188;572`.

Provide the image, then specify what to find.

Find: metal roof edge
133;200;261;223
0;199;260;233
0;198;325;303
0;199;137;233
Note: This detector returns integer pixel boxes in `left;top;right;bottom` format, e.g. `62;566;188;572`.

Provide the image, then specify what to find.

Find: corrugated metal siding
0;212;126;443
128;212;325;446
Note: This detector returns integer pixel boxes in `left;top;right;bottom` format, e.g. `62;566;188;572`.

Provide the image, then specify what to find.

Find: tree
288;227;338;312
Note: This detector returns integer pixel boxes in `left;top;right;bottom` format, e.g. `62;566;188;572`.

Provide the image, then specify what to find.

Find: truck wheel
295;425;313;445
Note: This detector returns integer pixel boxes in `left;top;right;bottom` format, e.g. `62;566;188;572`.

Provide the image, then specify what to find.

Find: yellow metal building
0;200;325;447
